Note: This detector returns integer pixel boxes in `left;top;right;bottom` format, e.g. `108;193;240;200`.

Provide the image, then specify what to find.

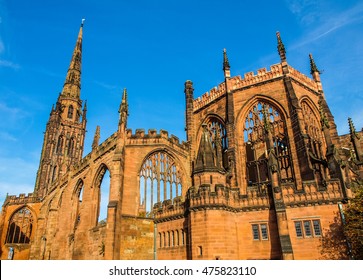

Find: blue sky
0;0;363;204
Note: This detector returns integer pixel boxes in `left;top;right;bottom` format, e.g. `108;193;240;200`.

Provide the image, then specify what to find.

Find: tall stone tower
34;21;87;197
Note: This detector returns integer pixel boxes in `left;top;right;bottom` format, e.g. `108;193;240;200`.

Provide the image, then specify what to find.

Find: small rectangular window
312;220;321;236
252;224;260;240
303;221;312;237
260;224;269;240
294;221;303;237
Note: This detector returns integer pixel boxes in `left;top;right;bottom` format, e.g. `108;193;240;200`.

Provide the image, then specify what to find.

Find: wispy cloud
93;80;119;91
285;1;363;48
0;59;20;69
0;131;17;142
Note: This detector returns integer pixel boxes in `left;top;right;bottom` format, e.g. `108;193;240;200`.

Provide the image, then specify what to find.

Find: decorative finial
92;125;100;150
276;31;286;61
223;48;230;71
309;53;321;75
81;19;85;27
348;118;358;138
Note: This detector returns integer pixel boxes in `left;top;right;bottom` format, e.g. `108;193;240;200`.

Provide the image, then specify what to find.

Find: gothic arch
197;114;228;151
300;97;327;183
235;94;289;130
236;96;294;189
92;163;111;224
5;206;36;244
138;149;185;215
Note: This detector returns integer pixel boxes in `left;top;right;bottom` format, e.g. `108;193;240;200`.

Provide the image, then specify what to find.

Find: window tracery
301;101;327;183
243;101;293;188
6;207;33;244
139;151;183;214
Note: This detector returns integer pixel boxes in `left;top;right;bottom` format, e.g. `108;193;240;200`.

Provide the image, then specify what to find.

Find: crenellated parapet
154;197;185;222
187;184;270;211
231;64;284;91
287;65;319;92
3;193;41;206
282;179;343;207
193;82;226;111
126;128;189;151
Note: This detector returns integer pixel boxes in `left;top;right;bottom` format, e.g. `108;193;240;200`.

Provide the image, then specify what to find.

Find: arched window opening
6;207;33;244
68;137;75;157
56;135;64;154
139;151;183;215
204;117;229;169
243;101;293;189
301;101;327;184
67;105;74;119
95;167;110;225
51;166;57;183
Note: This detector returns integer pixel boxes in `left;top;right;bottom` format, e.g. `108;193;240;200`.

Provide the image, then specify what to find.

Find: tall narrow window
56;135;64;154
301;101;327;184
312;220;322;236
205;117;228;168
243;101;293;187
6;207;33;244
139;151;183;214
252;224;260;240
260;224;269;240
68;137;75;157
294;221;303;237
51;166;57;182
303;221;312;237
94;165;110;225
67;105;74;119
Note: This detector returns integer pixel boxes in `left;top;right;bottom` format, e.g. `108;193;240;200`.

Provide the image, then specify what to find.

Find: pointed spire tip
81;19;85;27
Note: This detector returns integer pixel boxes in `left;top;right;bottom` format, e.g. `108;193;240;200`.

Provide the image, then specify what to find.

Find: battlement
154;197;185;221
188;184;270;211
3;193;41;206
193;82;226;111
283;179;343;207
231;64;284;90
126;128;189;150
287;66;318;91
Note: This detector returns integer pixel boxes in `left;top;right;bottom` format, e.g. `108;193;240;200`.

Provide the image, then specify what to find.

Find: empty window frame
6;207;33;244
139;151;183;214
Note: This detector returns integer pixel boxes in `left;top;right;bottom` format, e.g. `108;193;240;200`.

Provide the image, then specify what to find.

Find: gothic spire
61;20;84;99
223;48;231;78
276;31;286;62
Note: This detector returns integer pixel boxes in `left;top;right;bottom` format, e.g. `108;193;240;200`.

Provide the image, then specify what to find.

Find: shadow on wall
319;212;349;260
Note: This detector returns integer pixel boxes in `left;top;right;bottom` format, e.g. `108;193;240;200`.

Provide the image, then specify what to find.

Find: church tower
34;21;87;197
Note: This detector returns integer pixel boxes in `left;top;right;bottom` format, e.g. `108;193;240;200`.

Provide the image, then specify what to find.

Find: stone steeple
34;21;87;198
61;20;84;99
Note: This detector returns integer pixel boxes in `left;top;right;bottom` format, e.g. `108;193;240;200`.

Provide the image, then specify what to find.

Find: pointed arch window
243;101;293;188
94;165;110;225
56;135;64;154
6;207;34;244
301;101;327;183
139;151;183;215
67;105;74;119
68;137;75;157
204;117;228;169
